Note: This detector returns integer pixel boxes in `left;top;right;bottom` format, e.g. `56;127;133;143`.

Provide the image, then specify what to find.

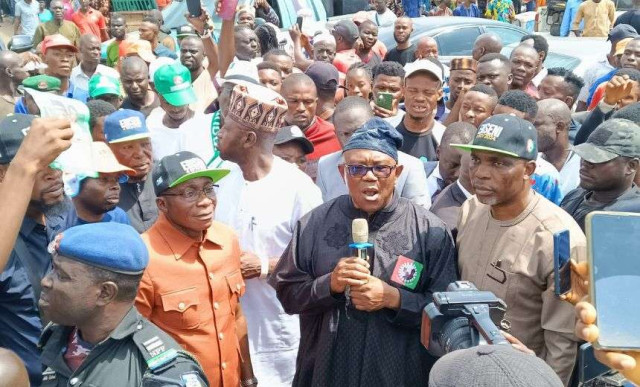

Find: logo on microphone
391;255;423;290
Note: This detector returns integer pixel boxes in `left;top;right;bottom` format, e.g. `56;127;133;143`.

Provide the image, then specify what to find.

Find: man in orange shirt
71;0;107;41
135;151;258;387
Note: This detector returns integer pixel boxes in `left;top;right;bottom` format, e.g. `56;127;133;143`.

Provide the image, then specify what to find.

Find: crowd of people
0;0;639;386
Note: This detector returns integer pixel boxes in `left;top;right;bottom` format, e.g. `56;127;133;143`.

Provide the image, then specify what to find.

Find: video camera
421;281;509;357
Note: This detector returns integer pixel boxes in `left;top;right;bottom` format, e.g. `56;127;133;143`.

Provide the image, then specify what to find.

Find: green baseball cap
22;75;61;92
574;119;640;163
89;74;122;98
153;63;197;107
452;114;538;161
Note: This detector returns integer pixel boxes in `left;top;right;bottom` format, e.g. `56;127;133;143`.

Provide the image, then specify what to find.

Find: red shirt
63;328;93;372
333;49;362;73
304;117;341;160
71;8;105;39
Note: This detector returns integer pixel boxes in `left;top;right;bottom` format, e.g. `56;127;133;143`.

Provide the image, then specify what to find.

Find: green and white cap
152;62;197;107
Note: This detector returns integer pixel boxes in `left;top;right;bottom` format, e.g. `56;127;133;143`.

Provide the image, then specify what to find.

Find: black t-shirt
560;185;640;231
384;44;417;66
121;94;160;118
396;119;439;161
614;10;639;34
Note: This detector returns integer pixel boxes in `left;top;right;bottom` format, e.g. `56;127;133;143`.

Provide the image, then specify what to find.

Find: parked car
378;17;531;66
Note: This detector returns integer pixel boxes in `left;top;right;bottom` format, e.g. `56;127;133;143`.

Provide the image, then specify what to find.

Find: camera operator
453;114;587;385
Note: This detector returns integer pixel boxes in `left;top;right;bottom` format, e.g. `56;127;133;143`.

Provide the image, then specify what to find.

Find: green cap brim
169;169;231;188
163;87;197;107
573;143;619;164
90;87;121;98
451;143;520;158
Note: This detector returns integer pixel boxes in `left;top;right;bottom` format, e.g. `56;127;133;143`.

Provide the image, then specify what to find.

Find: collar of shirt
456;179;472;199
152;213;225;259
20;216;41;238
531;67;547;88
338;191;401;230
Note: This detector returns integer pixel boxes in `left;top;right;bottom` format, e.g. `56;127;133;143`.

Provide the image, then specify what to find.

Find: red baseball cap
41;34;78;55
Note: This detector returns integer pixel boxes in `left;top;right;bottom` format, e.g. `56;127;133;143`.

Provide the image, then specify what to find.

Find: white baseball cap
404;59;444;83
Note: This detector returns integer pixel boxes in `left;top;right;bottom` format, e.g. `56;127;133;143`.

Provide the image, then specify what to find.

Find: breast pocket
225;270;245;314
159;287;201;330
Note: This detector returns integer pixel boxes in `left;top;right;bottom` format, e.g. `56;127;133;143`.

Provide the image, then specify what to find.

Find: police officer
38;222;209;387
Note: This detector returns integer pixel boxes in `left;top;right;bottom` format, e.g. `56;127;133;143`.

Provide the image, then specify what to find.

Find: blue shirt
586;69;616;107
49;206;131;239
453;3;481;17
14;80;90;113
0;218;50;386
154;44;178;59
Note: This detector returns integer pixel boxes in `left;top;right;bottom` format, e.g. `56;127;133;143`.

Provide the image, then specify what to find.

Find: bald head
282;73;317;95
0;51;27;86
534;98;572;153
394;17;413;46
121;56;148;74
537;98;572;124
472;33;503;61
0;349;29;387
334;96;374;146
282;73;318;130
416;36;438;59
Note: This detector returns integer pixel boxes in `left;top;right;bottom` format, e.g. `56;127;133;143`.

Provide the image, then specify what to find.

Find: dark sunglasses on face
345;164;396;178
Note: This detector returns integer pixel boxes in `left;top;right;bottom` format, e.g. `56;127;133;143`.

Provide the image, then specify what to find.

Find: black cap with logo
153;151;230;195
452;114;538;161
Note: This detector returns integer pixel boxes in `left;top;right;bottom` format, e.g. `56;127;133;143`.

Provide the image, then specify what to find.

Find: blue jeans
560;0;584;37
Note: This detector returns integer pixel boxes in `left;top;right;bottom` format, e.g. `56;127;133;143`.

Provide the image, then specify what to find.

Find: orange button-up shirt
135;213;245;386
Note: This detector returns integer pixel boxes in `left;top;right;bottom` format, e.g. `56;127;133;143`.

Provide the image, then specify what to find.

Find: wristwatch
241;377;258;387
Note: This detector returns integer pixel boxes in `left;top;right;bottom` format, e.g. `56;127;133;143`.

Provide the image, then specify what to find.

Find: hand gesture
349;276;391;312
289;23;302;42
186;8;211;35
575;300;640;384
12;118;73;175
604;75;635;106
354;37;364;53
330;257;370;294
254;0;269;9
240;251;262;279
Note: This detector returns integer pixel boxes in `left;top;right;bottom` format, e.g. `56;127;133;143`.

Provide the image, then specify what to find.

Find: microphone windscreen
352;218;369;244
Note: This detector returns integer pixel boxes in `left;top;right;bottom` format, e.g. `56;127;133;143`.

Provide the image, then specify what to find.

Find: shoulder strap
13;236;43;302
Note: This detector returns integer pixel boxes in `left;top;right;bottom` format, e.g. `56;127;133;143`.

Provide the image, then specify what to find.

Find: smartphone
553;229;571;296
375;92;394;111
296;16;303;30
586;211;640;351
186;0;202;17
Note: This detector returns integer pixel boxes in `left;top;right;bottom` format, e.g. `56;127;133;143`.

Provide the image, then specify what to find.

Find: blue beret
55;223;149;274
342;117;404;161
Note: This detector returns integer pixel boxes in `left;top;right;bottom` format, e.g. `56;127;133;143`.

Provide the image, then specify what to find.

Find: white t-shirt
559;150;581;196
369;8;397;27
214;157;322;387
146;108;212;160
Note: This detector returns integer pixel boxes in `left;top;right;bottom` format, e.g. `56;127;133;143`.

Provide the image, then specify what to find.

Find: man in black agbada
270;117;458;387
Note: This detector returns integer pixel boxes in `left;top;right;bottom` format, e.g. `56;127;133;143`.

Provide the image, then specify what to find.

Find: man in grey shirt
14;0;40;37
316;96;431;209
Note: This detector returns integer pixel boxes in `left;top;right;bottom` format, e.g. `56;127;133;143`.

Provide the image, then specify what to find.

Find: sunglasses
345;164;396;178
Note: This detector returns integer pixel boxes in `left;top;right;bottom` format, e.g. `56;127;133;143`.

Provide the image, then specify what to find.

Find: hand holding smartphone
375;92;394;111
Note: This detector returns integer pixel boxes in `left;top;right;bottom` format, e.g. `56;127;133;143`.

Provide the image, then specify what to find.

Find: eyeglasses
345;164;396;178
162;184;217;203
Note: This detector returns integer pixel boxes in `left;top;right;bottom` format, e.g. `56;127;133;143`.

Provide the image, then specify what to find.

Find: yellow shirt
572;0;615;37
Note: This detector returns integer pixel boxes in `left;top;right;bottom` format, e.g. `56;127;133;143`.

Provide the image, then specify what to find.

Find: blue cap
55;223;149;274
342;117;404;161
104;109;150;144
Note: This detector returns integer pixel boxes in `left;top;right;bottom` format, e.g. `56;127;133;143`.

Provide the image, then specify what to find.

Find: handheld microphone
350;218;373;262
345;219;374;313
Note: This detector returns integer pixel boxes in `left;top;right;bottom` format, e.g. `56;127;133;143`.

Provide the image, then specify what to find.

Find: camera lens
438;317;478;354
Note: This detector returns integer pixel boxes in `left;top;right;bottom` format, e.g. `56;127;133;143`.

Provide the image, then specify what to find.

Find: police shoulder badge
391;255;424;290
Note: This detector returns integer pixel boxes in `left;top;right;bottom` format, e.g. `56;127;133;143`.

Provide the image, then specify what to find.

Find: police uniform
40;307;208;387
38;223;209;387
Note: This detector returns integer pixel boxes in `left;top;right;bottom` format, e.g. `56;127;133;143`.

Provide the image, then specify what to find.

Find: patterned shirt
486;0;514;22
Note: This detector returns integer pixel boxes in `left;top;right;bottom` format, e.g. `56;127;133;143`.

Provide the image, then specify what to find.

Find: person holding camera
453;114;586;385
270;117;458;386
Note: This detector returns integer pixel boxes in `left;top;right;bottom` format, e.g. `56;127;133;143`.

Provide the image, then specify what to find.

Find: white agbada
215;156;322;386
